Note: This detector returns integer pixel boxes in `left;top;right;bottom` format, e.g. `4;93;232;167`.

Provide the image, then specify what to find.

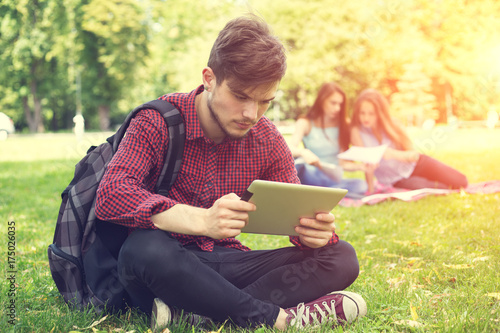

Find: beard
207;97;252;141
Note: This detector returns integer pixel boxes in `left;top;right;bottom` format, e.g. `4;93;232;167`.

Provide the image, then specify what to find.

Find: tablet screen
240;180;347;235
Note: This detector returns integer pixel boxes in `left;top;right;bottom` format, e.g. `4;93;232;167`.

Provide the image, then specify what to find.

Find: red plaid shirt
95;85;339;251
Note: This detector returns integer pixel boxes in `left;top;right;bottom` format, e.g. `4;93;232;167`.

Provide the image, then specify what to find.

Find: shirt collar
184;85;206;141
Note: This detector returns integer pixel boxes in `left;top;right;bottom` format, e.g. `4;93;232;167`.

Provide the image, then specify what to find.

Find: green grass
1;128;500;332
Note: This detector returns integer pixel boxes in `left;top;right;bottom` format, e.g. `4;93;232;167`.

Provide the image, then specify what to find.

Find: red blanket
339;180;500;207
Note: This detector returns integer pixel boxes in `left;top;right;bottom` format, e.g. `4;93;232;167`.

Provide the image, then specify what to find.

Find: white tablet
240;180;347;236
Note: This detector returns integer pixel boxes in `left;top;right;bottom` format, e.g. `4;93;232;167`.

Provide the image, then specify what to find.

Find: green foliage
390;63;438;126
118;0;236;113
1;0;500;131
253;0;500;121
80;0;149;102
0;0;73;131
75;0;151;130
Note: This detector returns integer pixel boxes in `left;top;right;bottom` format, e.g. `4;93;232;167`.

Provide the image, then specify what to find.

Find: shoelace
289;300;337;328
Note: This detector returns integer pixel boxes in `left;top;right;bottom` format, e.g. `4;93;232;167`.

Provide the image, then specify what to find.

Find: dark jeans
117;229;359;328
393;154;468;190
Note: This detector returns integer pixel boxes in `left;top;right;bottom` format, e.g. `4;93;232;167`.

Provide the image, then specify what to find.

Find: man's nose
243;101;259;120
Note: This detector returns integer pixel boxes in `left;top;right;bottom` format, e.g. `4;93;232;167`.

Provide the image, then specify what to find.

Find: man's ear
202;67;216;92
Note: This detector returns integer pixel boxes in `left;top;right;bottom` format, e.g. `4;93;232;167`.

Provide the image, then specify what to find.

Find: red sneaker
285;291;367;328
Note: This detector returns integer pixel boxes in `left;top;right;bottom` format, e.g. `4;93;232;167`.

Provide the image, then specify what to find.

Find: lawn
1;127;499;332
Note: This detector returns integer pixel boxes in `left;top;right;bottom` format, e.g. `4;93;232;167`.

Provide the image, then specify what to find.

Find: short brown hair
208;14;287;90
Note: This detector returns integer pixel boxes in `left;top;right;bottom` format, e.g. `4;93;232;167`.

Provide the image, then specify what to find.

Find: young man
95;15;366;330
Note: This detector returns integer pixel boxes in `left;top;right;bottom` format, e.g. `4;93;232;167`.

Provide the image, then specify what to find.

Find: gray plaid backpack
47;99;185;312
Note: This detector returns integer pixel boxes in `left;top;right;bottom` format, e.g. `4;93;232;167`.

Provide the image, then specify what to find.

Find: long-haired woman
350;88;468;193
288;82;367;198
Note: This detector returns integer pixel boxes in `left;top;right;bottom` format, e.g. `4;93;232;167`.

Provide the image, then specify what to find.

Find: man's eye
235;95;247;100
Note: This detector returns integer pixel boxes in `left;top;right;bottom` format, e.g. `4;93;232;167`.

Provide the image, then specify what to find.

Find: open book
337;144;388;164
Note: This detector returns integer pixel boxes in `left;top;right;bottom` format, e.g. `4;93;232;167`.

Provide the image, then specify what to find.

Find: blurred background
1;0;499;135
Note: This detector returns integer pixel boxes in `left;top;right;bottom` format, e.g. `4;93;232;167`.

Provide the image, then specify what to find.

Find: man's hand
204;193;256;239
152;193;255;239
295;212;336;248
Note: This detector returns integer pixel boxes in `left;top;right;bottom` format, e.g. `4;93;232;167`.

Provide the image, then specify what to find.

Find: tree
247;0;500;123
416;0;500;121
390;63;437;126
2;0;499;132
246;0;425;119
0;0;71;132
78;0;149;130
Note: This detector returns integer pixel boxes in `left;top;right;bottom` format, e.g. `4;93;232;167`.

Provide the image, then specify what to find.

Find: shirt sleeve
261;130;301;184
95;109;179;229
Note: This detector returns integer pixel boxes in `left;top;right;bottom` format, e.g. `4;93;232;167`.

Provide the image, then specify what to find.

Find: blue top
302;125;340;165
358;126;416;185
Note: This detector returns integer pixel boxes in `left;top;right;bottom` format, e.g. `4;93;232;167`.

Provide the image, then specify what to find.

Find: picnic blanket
339;180;500;207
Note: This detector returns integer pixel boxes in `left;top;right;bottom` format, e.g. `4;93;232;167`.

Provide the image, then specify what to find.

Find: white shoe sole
330;291;367;322
151;298;172;331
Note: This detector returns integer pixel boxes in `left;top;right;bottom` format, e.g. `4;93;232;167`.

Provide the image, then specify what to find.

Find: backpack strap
147;100;185;196
109;99;185;197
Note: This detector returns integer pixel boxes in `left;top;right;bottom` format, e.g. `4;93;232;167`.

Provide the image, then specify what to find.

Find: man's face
206;79;279;141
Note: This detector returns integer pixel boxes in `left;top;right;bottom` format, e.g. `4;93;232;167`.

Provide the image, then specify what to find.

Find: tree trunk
23;62;45;133
22;96;35;132
22;89;44;133
31;79;44;132
98;105;110;131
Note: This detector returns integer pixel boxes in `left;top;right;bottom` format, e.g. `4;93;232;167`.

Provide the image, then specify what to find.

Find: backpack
47;99;185;312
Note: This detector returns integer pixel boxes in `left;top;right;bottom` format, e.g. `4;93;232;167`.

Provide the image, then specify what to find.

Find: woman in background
350;88;468;193
288;82;367;198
